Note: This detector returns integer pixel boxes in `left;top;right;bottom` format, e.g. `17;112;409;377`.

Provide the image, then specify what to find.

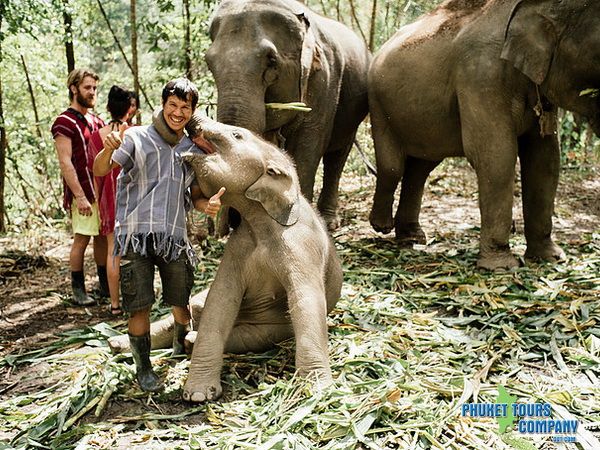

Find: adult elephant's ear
500;0;566;85
245;159;300;226
296;11;320;103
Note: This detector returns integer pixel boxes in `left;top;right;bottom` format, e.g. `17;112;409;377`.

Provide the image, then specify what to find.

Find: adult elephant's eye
232;131;243;140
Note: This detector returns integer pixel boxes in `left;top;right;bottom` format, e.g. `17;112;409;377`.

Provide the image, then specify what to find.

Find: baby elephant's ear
245;161;300;226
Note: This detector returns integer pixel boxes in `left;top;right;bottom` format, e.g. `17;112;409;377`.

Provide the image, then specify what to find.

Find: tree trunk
183;0;193;80
369;0;378;51
318;0;327;15
63;0;75;73
20;55;42;139
20;54;60;207
348;0;368;45
96;0;152;112
130;0;142;124
0;28;6;233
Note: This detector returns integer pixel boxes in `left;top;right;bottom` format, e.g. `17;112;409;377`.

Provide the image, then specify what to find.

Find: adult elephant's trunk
216;81;266;134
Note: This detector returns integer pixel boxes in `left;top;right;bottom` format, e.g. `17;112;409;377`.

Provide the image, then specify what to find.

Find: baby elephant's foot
182;378;222;403
311;371;334;392
107;334;130;354
299;366;334;390
525;240;566;263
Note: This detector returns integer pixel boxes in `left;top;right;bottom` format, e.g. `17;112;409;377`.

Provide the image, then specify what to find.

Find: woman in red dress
89;86;138;315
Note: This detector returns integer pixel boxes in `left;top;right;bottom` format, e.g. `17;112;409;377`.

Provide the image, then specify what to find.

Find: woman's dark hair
107;85;132;120
129;90;140;109
161;78;199;110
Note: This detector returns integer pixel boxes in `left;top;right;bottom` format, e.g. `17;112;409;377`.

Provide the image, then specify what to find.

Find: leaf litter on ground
0;161;599;449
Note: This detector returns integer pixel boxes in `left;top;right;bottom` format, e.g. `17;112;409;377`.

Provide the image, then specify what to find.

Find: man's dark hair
107;85;132;120
67;68;99;101
161;78;199;110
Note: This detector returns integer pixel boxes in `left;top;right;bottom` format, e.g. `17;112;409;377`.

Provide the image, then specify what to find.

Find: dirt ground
0;235;126;359
0;159;598;395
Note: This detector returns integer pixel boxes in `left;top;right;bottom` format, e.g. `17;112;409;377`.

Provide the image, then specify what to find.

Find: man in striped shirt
95;78;223;392
52;68;109;306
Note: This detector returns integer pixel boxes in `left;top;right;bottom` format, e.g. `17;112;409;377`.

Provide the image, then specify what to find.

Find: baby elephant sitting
109;114;343;402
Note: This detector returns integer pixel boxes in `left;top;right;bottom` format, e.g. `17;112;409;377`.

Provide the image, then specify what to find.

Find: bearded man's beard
76;90;95;109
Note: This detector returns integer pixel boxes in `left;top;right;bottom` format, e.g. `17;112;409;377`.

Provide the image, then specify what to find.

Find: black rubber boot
129;333;163;392
71;271;95;306
96;265;110;298
172;322;191;356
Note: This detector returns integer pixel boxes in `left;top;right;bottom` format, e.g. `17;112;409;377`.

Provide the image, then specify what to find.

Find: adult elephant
205;0;370;230
368;0;600;269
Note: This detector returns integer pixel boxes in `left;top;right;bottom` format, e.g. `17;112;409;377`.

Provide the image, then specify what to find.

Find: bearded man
52;68;108;306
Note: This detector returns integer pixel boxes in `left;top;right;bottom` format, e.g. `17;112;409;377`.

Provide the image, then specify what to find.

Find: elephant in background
368;0;600;269
206;0;370;230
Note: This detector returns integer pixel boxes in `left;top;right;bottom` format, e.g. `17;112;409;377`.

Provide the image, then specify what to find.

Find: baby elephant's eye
232;131;243;140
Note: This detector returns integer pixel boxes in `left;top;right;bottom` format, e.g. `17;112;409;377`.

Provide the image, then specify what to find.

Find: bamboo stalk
62;395;101;430
265;102;312;112
94;386;116;417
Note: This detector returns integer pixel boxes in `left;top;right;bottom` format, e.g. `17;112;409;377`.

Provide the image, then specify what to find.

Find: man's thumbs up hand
204;187;226;218
105;123;129;152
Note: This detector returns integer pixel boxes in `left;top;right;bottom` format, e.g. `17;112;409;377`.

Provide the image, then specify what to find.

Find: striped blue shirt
112;124;197;264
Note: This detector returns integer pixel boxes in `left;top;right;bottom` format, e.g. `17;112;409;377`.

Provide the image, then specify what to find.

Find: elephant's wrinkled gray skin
182;115;342;402
368;0;600;270
205;0;370;230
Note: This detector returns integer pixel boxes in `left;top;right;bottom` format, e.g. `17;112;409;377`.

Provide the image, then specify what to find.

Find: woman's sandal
110;305;123;316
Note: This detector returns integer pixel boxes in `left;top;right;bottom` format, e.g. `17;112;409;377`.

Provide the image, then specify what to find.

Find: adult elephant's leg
286;128;326;204
318;135;355;230
518;129;565;261
369;101;405;234
395;157;441;245
460;94;519;270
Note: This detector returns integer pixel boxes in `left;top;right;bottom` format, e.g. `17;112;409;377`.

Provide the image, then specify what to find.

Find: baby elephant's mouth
192;132;216;154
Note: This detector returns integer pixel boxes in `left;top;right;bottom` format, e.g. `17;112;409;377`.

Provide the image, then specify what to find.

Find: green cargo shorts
120;250;194;314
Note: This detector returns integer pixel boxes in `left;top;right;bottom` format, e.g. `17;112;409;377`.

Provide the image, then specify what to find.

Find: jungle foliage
0;0;597;233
